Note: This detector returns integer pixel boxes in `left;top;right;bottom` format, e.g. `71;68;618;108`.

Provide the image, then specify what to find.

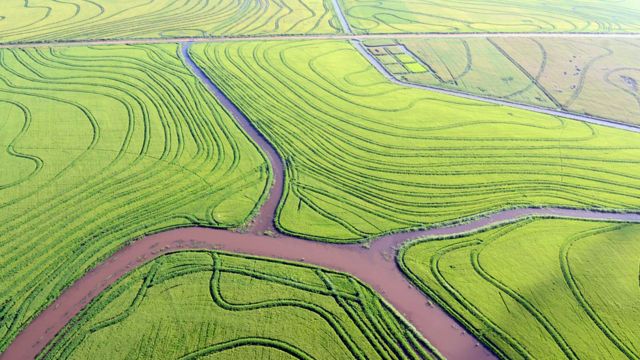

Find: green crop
341;0;640;34
190;40;640;242
399;219;640;359
41;251;436;359
0;0;339;43
0;43;269;352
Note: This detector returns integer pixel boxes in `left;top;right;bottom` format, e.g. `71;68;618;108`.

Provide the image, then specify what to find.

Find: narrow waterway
331;0;353;34
351;40;640;134
4;43;640;360
5;206;640;360
179;43;284;234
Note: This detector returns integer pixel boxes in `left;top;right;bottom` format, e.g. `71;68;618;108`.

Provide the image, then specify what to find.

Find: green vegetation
0;0;338;43
190;40;640;242
399;219;640;359
365;43;429;76
41;250;436;359
0;44;269;352
373;37;640;125
496;37;640;125
341;0;640;34
364;38;556;108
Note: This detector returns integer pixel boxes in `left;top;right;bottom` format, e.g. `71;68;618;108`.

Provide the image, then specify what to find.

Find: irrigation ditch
4;42;640;360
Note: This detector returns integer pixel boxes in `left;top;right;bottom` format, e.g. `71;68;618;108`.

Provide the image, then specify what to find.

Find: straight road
1;31;640;50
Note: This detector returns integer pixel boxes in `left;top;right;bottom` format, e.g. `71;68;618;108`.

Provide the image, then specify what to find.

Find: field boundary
3;32;640;50
352;40;640;133
4;28;640;360
397;218;640;359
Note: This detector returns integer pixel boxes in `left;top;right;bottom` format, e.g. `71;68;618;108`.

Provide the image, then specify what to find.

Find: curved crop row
340;0;640;34
0;0;339;43
189;40;640;242
0;44;270;352
399;219;640;359
40;250;436;359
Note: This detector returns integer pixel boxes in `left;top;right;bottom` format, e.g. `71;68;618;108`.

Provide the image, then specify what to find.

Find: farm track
3;1;640;356
5;42;640;360
2;32;640;50
2;33;639;134
352;40;640;133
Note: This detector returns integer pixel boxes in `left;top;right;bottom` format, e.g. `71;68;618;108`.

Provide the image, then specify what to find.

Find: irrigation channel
4;43;640;360
3;32;640;50
335;0;640;134
1;35;639;133
351;40;640;133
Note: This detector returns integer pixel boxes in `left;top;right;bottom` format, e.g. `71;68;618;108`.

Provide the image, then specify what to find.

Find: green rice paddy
190;40;640;242
41;251;436;359
367;37;640;125
399;219;640;359
0;0;338;43
1;1;640;357
341;0;640;34
0;44;269;352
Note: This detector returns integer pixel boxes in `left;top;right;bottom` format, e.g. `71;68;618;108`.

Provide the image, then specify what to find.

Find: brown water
180;43;284;234
4;43;640;360
5;209;640;360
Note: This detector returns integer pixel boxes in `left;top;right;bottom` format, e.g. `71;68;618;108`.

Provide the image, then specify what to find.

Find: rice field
399;219;640;359
496;37;640;125
365;37;640;125
0;0;338;43
363;38;556;108
0;44;269;352
341;0;640;34
189;40;640;242
40;250;436;359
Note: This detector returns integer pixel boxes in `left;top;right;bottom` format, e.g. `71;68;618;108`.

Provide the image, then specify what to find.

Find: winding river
2;43;640;360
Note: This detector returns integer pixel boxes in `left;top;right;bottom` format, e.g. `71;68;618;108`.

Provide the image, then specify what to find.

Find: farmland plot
373;37;640;125
495;37;640;125
0;0;338;43
341;0;640;34
41;251;435;359
363;38;556;108
190;40;640;242
0;44;269;352
400;219;640;359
